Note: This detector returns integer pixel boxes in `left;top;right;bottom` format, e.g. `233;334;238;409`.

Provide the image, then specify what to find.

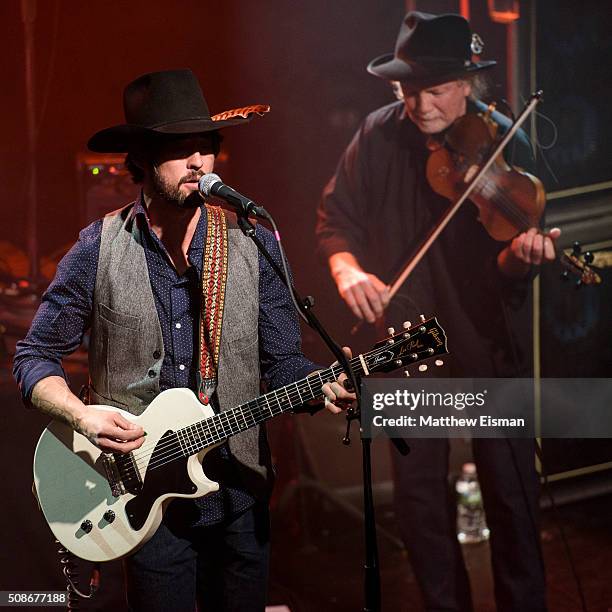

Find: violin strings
449;131;537;233
473;173;533;232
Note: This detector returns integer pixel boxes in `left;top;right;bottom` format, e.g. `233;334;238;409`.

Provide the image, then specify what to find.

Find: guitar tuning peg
435;359;444;367
560;270;569;281
418;364;428;372
584;251;594;264
419;314;426;322
404;370;410;377
387;326;395;335
572;241;582;256
402;321;411;329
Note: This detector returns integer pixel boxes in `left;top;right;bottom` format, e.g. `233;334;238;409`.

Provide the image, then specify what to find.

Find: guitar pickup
103;452;142;497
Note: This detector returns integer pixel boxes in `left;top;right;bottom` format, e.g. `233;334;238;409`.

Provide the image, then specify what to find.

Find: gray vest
89;204;273;498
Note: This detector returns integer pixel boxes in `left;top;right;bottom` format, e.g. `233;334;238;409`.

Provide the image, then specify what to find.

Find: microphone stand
227;91;543;611
234;211;385;612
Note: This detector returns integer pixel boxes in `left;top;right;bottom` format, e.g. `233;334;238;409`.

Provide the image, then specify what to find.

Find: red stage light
487;0;520;23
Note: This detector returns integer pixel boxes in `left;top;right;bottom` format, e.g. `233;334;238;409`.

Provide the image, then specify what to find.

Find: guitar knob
103;510;116;523
402;321;412;329
584;251;594;264
80;520;93;534
572;241;582;256
387;327;395;335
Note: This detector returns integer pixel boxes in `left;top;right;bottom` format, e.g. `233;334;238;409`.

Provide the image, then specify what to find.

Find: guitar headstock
364;316;449;375
561;241;602;287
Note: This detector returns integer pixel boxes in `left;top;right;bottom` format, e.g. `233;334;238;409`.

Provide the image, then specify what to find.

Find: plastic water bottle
456;462;490;544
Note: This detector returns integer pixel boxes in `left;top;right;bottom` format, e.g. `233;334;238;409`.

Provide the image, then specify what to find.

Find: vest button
148;369;156;378
153;350;161;359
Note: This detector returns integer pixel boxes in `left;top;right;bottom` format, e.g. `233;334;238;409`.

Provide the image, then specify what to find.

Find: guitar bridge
103;452;142;497
102;453;126;497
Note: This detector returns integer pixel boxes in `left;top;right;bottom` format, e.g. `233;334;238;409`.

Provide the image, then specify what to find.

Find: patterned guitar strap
197;204;229;405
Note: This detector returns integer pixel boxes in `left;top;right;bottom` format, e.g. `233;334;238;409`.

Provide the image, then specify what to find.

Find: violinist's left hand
498;227;561;278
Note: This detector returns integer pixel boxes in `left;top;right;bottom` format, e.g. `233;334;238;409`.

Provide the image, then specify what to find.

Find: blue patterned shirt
14;196;319;526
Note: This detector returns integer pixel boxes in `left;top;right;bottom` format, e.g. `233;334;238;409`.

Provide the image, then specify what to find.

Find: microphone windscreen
198;173;222;197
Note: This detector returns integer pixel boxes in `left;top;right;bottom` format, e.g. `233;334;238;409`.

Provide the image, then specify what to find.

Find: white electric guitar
33;317;447;562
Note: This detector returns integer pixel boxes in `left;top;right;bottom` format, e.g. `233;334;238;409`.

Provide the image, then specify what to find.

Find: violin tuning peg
404;370;410;377
435;359;444;367
419;314;426;322
387;326;395;335
418;364;428;372
572;241;582;256
584;251;594;264
402;321;412;329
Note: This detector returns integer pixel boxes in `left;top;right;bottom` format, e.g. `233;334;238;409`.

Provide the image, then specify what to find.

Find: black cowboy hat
88;69;269;153
367;12;496;83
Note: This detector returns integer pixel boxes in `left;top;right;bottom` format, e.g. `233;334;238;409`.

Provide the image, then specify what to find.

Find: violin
425;105;600;285
426;105;545;241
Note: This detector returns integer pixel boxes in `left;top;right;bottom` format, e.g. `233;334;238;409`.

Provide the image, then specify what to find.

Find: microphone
198;173;267;218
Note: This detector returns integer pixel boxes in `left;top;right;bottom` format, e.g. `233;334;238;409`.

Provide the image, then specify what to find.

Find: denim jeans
124;503;270;612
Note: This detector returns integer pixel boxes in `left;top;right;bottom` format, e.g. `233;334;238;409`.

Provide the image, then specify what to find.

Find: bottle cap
462;462;477;475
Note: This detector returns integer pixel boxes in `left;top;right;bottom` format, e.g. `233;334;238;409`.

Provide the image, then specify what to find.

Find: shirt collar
132;190;206;268
133;191;149;221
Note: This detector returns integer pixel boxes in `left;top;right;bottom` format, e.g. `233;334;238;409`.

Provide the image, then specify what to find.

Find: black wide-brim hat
367;12;496;83
88;69;269;152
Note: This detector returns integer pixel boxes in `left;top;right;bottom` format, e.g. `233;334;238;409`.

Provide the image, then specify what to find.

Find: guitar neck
174;316;448;457
175;360;360;456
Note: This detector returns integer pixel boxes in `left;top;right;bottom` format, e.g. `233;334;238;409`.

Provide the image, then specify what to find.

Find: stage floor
268;491;612;611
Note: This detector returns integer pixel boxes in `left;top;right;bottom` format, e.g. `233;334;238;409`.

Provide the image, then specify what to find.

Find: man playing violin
317;12;558;612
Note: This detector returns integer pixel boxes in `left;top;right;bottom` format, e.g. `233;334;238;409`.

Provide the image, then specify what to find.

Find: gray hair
390;72;490;102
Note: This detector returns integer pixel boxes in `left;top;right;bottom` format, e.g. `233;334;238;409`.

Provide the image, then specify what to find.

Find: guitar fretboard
175;361;356;457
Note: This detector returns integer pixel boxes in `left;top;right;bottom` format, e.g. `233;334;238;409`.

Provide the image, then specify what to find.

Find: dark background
1;0;611;609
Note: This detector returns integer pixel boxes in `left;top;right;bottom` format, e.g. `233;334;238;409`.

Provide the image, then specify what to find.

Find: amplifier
76;153;137;227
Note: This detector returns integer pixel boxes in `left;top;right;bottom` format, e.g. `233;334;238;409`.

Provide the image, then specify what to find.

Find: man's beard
151;166;203;209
